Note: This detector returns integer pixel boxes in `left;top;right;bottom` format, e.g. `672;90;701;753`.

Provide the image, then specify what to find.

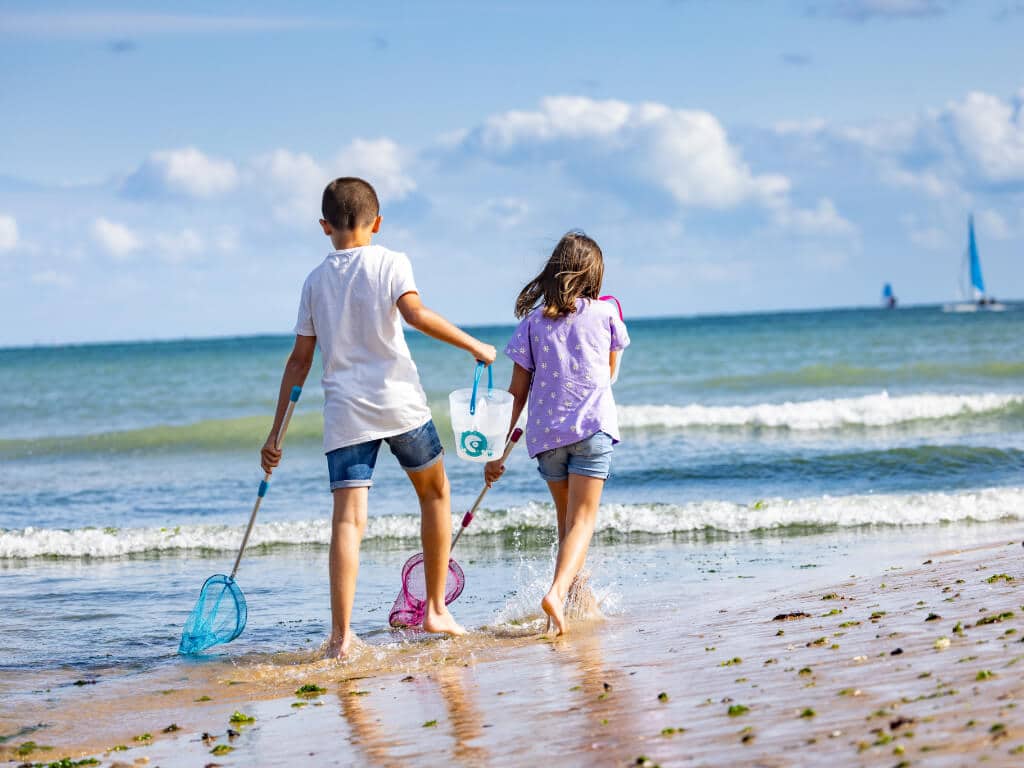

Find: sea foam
619;391;1024;431
3;486;1021;560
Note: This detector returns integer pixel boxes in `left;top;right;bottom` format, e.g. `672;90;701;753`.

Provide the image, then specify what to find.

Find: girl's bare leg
542;474;604;635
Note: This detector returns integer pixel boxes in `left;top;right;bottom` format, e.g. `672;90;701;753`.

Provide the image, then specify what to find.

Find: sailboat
943;214;1006;313
882;282;897;309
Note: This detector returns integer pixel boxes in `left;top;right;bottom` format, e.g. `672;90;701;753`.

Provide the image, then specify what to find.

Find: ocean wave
701;361;1024;391
3;486;1021;559
618;392;1024;431
2;392;1021;460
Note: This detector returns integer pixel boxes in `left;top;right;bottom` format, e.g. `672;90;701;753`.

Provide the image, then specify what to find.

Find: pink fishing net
388;554;465;628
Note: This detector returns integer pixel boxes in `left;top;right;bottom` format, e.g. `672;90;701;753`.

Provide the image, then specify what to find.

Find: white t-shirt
294;245;432;453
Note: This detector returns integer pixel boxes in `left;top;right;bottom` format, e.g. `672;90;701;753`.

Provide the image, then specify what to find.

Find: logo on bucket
460;430;488;458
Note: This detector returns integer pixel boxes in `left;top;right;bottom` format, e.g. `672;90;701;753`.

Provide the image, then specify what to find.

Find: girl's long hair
515;231;604;319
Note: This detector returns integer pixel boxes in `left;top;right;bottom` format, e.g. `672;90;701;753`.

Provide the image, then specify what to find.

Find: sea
2;306;1023;679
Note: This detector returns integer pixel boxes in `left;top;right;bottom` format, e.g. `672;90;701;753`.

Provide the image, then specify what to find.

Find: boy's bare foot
423;608;467;637
325;631;361;659
541;589;567;636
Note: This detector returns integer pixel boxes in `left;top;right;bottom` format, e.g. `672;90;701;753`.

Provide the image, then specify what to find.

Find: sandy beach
4;531;1022;767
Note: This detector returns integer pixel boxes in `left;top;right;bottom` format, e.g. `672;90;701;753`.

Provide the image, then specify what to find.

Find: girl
485;231;629;635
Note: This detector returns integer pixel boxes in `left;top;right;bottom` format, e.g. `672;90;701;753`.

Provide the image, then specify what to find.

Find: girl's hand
484;459;505;487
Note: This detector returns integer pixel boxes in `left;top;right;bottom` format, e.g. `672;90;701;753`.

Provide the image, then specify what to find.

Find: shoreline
4;534;1023;766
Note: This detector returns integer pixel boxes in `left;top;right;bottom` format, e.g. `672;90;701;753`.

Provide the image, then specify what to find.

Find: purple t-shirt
504;298;630;458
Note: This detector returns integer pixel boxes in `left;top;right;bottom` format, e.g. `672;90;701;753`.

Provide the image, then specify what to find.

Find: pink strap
600;295;624;321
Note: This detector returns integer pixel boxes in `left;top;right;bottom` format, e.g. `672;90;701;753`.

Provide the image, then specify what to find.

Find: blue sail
967;214;985;299
882;283;893;299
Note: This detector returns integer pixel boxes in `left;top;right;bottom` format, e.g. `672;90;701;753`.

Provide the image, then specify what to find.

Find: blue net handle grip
289;385;302;402
469;362;493;416
257;480;269;497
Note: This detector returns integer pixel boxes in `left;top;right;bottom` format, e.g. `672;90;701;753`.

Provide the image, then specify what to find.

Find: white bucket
449;364;513;463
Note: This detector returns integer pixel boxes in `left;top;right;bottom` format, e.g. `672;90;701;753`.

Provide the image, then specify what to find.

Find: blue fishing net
178;574;247;655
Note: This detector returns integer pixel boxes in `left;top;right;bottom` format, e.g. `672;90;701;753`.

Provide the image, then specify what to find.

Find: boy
260;177;496;658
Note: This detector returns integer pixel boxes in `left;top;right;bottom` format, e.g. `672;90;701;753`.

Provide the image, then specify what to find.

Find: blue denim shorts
326;420;443;490
536;431;613;482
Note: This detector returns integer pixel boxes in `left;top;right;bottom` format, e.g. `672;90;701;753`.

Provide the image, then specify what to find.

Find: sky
1;0;1023;346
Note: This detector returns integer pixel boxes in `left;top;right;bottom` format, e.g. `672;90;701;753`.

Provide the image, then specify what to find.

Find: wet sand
3;536;1023;767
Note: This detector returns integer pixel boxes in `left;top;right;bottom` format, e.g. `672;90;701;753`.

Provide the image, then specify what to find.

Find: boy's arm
261;334;316;473
484;363;531;486
397;292;496;365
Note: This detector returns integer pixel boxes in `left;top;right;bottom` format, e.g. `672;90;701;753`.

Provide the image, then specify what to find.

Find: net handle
231;385;302;579
469;362;493;416
450;427;522;550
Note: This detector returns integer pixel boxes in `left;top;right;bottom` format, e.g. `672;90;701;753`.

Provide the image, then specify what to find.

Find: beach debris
226;729;239;741
740;726;755;744
110;744;128;752
72;679;97;686
210;744;233;755
349;690;370;696
162;724;180;733
727;704;749;717
925;613;941;621
870;611;886;621
798;667;813;676
291;702;307;708
976;670;995;681
132;733;151;743
934;637;951;650
400;675;415;682
195;696;212;702
660;726;684;736
821;593;839;600
991;723;1007;738
837;688;861;697
719;657;742;667
822;608;843;617
295;684;327;698
853;655;867;662
977;612;1014;625
657;692;669;702
799;708;816;718
634;756;659;767
890;648;903;656
985;574;1014;583
422;720;438;728
227;712;255;725
776;630;785;636
807;637;827;647
201;733;216;745
773;611;810;621
603;682;612;692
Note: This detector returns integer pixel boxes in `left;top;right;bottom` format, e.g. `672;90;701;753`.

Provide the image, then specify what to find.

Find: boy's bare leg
542;475;603;636
407;461;466;636
327;487;369;658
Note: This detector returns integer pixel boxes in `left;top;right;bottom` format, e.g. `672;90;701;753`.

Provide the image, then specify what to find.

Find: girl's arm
484;363;531;486
609;350;622;383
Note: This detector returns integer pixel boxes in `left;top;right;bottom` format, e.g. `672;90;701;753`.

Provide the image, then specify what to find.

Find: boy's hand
484;459;505;487
261;435;282;474
473;342;497;366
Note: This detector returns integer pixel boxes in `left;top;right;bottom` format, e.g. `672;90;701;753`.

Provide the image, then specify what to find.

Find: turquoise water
1;305;1023;672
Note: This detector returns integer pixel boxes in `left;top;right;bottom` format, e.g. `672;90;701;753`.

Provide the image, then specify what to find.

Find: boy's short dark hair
322;177;380;231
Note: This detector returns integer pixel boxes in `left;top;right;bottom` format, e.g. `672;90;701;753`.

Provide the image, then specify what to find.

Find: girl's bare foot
541;589;567;635
423;607;466;636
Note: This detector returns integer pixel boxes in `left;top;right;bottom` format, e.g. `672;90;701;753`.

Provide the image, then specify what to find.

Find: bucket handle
469;362;493;416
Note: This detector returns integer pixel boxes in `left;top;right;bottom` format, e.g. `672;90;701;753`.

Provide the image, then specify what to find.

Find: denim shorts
326;420;443;490
536;431;614;482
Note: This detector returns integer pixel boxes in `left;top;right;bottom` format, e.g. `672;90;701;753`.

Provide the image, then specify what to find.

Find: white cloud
334;138;416;202
253;140;414;225
476;197;529;229
944;91;1024;183
93;217;141;259
976;209;1012;240
774;198;858;237
810;0;953;21
0;214;18;251
253;149;325;224
31;269;72;288
469;96;790;210
125;147;238;199
155;228;204;264
0;12;315;38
